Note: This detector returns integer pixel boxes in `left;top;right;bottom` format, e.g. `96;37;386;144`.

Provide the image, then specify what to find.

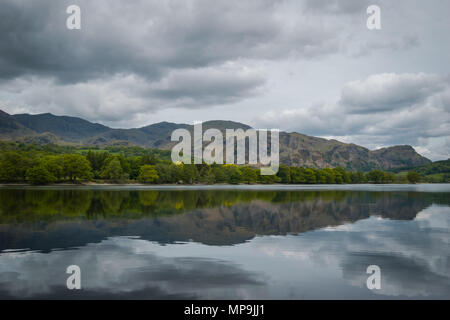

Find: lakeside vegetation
0;142;447;185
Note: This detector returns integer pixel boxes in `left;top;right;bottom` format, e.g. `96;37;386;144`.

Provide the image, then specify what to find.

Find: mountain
389;158;450;183
279;132;430;170
0;109;431;171
11;112;110;141
0;110;35;137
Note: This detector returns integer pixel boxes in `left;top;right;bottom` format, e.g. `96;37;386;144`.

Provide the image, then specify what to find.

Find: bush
138;165;159;183
26;164;56;185
407;171;421;184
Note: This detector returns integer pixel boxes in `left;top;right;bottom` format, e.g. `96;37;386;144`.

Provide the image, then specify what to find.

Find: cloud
0;0;355;122
0;0;447;158
0;0;343;84
1;204;448;299
341;73;447;113
0;63;265;124
303;0;370;15
147;63;266;106
254;72;450;160
0;238;263;299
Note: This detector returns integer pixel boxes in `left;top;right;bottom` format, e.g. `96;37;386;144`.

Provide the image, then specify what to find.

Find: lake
0;184;449;299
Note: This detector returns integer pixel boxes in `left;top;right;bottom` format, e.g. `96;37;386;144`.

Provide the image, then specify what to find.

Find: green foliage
277;165;291;183
0;142;443;185
258;172;279;184
179;164;198;184
224;164;241;184
322;168;336;184
334;167;351;183
198;166;215;184
366;170;395;183
303;168;317;184
86;150;109;178
240;166;258;184
26;163;56;185
138;165;159;183
128;156;142;180
101;158;126;181
0;151;34;181
212;164;227;183
62;154;93;182
43;155;64;180
350;171;367;183
366;170;385;183
407;171;421;184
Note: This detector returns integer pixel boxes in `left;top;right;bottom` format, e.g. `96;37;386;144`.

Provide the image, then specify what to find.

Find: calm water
0;184;449;299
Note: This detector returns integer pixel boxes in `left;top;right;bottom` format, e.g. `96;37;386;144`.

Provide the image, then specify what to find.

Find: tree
198;166;216;184
0;151;33;181
314;169;327;184
128;156;141;180
101;158;125;181
168;163;182;183
223;164;241;184
333;168;344;184
141;154;158;165
350;171;367;184
43;155;64;180
334;167;351;183
155;163;172;183
304;168;316;184
383;172;395;183
212;164;227;183
0;151;20;181
181;164;199;184
366;170;385;183
138;165;159;183
258;172;279;184
86;150;109;178
322;168;336;184
290;167;306;183
240;166;258;184
62;154;93;182
26;163;56;185
407;171;421;184
277;165;291;183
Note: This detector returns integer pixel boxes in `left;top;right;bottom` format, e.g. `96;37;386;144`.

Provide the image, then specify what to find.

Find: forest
0;142;427;185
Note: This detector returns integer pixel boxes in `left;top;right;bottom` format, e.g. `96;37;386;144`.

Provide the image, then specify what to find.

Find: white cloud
254;72;450;160
341;73;447;113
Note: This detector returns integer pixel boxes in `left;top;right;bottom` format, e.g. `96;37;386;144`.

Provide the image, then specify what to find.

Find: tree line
0;146;423;185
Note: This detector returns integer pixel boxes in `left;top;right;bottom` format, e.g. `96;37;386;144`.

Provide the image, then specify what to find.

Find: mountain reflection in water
0;185;449;299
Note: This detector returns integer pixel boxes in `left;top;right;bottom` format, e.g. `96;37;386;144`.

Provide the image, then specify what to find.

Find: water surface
0;184;449;299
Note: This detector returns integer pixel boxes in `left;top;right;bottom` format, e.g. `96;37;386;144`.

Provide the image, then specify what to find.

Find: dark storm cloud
0;0;349;121
148;66;266;105
0;0;162;82
0;0;340;83
303;0;370;15
0;0;448;159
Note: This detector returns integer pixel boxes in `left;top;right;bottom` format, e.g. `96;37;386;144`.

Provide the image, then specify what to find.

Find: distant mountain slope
414;159;450;175
0;109;431;171
0;110;35;137
391;158;450;174
12;112;110;141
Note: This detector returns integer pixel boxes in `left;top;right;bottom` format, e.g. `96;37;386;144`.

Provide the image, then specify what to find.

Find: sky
0;0;448;160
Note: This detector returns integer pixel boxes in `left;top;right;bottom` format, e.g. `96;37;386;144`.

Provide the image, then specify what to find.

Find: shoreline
1;182;449;189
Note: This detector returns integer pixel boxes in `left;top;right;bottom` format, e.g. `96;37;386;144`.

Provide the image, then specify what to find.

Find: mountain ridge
0;109;431;171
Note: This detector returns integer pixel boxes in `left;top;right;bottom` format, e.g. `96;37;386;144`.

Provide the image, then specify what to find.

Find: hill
0;109;432;171
12;112;110;141
392;159;450;183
